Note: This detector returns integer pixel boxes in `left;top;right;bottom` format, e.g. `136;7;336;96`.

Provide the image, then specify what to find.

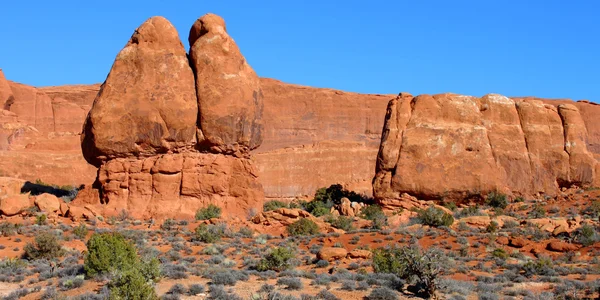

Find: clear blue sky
1;0;598;102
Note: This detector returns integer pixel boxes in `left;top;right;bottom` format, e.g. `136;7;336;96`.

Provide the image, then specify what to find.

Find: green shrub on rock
287;218;319;236
416;206;454;227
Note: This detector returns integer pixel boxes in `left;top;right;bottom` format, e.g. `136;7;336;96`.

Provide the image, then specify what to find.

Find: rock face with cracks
373;93;599;203
80;14;264;219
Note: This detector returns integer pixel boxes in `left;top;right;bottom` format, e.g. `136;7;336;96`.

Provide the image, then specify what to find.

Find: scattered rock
0;194;30;216
34;193;60;213
317;247;348;261
509;237;528;248
347;249;372;259
547;241;578;252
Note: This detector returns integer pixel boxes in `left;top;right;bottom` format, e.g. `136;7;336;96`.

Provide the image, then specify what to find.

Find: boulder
0;193;30;216
547;241;578;252
81;16;198;167
338;197;354;216
509;237;528;248
34;193;61;213
317;247;348;261
188;13;263;156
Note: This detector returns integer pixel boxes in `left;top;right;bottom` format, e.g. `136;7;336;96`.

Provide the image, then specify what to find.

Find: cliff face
373;93;599;203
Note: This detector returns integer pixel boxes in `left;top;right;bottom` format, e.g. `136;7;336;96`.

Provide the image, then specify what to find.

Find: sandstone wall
373;93;599;203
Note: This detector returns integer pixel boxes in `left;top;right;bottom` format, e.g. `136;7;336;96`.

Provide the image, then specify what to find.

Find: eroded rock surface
374;93;599;203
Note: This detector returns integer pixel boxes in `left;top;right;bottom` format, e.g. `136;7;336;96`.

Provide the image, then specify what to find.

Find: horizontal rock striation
374;93;599;203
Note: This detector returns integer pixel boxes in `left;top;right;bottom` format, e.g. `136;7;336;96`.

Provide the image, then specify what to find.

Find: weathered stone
317;247;348;261
81;16;198;167
0;194;30;216
189;13;263;156
34;193;61;213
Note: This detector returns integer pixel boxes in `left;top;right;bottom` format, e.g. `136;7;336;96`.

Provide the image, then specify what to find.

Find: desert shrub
287;218;319;236
256;246;295;272
23;232;64;260
187;284;205;295
160;219;177;231
486;192;508;209
84;232;138;277
416;206;454;227
326;215;354;231
302;184;374;217
486;221;498;233
583;200;600;219
167;283;187;295
0;223;20;237
528;204;546;218
277;277;303;290
522;256;555;277
315;260;329;268
208;285;242;300
58;275;84;290
36;214;47;225
455;205;484;218
108;268;158;300
195;204;222;220
161;263;188;279
372;245;446;297
73;223;88;240
40;287;58;300
575;224;599;246
359;204;387;229
193;224;225;243
206;270;248;286
264;200;289;212
302;200;331;217
367;287;398;300
491;248;508;260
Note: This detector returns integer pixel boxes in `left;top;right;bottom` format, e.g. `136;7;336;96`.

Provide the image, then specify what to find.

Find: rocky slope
373;93;599;203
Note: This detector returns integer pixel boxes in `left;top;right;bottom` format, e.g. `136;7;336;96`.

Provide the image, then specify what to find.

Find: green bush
287;218;320;236
583;200;600;219
528;204;546;218
486;192;508;209
36;214;47;225
84;232;139;277
73;223;88;240
491;248;508;259
326;215;354;231
108;268;158;300
576;224;598;247
302;200;331;217
195;204;222;220
193;224;226;243
23;232;64;260
256;246;295;272
0;223;20;237
84;232;160;299
416;206;454;227
372;245;446;297
263;200;289;212
302;184;375;217
359;204;387;229
522;256;555;277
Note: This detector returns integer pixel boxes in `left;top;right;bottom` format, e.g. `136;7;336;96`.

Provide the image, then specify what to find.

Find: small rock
509;237;527;248
347;249;372;259
317;247;348;261
547;241;578;252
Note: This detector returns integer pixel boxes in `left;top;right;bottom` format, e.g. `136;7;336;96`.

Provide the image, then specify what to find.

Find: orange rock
34;194;61;213
81;16;198;167
496;236;509;245
189;14;263;156
0;69;13;110
0;194;30;216
317;247;348;261
348;249;372;259
509;237;528;248
547;241;578;252
59;201;69;216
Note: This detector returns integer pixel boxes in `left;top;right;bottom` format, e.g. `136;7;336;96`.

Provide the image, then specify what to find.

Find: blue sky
0;0;598;102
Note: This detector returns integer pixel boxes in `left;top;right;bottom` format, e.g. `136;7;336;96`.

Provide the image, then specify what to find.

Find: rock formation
80;15;264;219
189;14;263;156
373;93;599;203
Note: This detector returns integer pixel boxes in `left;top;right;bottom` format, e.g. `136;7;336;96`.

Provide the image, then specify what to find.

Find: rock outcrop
80;15;264;219
374;93;599;203
0;69;13;110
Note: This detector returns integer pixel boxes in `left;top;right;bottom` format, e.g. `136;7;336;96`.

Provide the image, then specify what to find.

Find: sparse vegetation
263;200;289;212
287;218;319;236
485;192;508;209
256;246;295;272
195;204;222;220
23;232;65;260
416;206;454;227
